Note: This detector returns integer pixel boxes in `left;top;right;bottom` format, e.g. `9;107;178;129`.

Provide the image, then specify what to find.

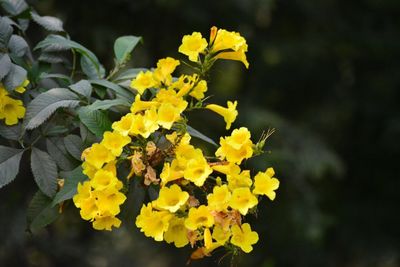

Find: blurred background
1;0;399;266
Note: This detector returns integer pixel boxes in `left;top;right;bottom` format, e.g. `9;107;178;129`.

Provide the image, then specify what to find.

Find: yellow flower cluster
0;81;28;126
73;27;280;260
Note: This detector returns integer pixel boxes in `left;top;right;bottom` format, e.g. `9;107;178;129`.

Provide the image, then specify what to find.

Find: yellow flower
112;113;135;136
207;185;231;211
95;188;126;216
178;32;208;62
164;216;189;248
0;95;25;125
211;162;241;176
130;108;159;138
73;181;92;208
136;203;172;241
154;57;180;85
91;169;119;190
189;80;208;100
92;214;121;231
14;79;29;93
160;161;184;186
185;205;214;230
206;101;238;130
212;225;231;245
227;169;252;190
210;28;249;68
130;70;156;95
84;143;115;169
130;94;159;114
79;197;98;221
183;156;213;187
157;102;181;129
215;127;253;164
252;167;279;200
229;187;258;215
82;162;97;179
101;131;131;156
154;88;188;113
230;223;259;253
153;184;189;213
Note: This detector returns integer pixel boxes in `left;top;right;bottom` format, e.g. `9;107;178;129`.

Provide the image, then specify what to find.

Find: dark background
1;0;399;266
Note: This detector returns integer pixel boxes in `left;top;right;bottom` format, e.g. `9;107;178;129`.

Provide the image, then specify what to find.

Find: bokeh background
1;0;400;266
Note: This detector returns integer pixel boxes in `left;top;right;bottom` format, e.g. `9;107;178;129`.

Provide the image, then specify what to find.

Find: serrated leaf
87;99;131;111
38;51;66;64
113;68;147;83
90;79;134;101
35;35;104;77
186;125;218;146
0;0;28;16
30;12;64;32
52;166;87;205
8;35;28;57
0;145;23;189
45;125;69;136
0;16;13;48
63;134;83;161
69;79;92;99
27;190;59;232
31;147;58;197
3;63;26;91
24;88;80;130
81;54;105;79
113;35;141;65
0;123;21;140
46;137;79;171
39;73;72;83
0;53;11;80
77;106;111;137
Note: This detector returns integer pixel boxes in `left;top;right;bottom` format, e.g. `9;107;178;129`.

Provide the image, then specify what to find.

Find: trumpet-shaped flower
92;214;121;231
252;167;279;200
215;127;253;164
85;143;115;169
229;187;258;215
154;57;180;85
164;216;189;248
183;157;213;187
153;184;189;212
185;205;215;230
207;185;231;211
189;80;208;100
212;225;231;245
157;102;181;129
136;203;172;241
130;70;156;95
112;113;135;136
101;131;131;156
178;32;208;62
0;96;25;125
206;101;238;130
230;223;259;253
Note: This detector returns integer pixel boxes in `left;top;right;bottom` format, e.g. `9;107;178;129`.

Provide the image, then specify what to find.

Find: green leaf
0;123;21;141
87;99;131;111
3;63;26;91
39;73;72;84
113;68;147;83
0;0;28;16
30;11;64;32
186;125;218;146
69;79;92;99
8;35;28;57
52;166;87;205
45;125;69;136
46;137;80;171
38;51;66;64
113;35;141;65
0;145;24;189
63;134;83;161
35;35;104;78
31;147;58;198
24;88;80;130
0;16;13;48
27;190;59;232
90;79;134;101
77;106;112;137
80;54;105;79
0;53;11;80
